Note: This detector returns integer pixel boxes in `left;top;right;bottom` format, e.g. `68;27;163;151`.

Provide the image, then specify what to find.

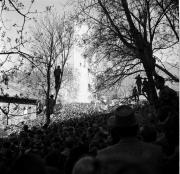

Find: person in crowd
142;78;149;97
54;66;62;90
140;125;157;143
64;144;89;174
154;74;179;112
9;153;47;174
135;74;142;94
72;156;101;174
3;73;9;89
0;87;4;95
49;95;55;115
154;74;179;154
99;155;151;174
132;86;139;102
37;100;43;115
0;102;178;174
97;105;164;174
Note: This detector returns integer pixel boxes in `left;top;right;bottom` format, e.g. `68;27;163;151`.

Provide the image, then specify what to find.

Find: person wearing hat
96;105;164;174
135;74;142;94
154;75;179;155
154;75;178;111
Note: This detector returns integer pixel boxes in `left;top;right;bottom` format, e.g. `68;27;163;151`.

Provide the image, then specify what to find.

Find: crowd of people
0;75;178;174
132;74;150;102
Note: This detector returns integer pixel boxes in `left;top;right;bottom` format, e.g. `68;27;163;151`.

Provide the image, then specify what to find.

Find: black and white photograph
0;0;179;174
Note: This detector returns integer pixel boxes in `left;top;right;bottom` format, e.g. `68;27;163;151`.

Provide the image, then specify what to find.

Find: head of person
50;95;54;99
65;136;74;149
45;150;60;168
23;124;29;132
154;75;165;89
140;125;157;143
10;153;46;174
57;66;60;69
72;156;101;174
107;105;139;143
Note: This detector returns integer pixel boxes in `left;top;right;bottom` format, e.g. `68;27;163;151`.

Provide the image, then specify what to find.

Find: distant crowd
0;75;178;174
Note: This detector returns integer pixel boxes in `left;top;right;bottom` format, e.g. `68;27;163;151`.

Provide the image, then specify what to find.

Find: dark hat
107;105;137;128
154;75;165;83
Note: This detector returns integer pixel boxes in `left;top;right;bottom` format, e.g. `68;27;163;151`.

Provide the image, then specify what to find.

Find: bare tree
28;12;74;125
0;1;51;82
0;0;36;63
75;0;179;106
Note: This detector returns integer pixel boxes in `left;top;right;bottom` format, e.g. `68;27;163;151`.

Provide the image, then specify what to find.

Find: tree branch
98;0;135;50
155;63;179;82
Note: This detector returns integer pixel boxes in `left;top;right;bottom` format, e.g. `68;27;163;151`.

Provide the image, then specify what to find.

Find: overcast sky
0;0;76;70
0;0;178;71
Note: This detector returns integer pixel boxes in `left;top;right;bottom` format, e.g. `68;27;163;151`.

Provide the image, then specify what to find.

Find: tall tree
0;0;36;66
0;1;52;84
75;0;179;106
28;12;74;125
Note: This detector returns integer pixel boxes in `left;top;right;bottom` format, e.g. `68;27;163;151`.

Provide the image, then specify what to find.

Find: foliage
74;0;179;105
75;0;178;82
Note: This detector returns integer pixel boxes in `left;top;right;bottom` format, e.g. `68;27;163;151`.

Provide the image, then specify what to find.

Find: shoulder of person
97;144;117;157
163;86;176;94
141;141;163;156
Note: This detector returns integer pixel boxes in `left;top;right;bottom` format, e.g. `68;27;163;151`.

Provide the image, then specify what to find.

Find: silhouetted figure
10;153;47;174
3;73;9;89
155;75;178;111
97;105;164;174
142;78;149;97
98;155;150;174
135;74;142;94
54;66;61;90
0;87;4;95
73;156;100;174
140;125;157;143
49;95;55;115
154;75;179;154
132;87;139;102
37;100;43;114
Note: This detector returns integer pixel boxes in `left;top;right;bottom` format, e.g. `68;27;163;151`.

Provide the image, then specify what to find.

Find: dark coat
97;137;164;174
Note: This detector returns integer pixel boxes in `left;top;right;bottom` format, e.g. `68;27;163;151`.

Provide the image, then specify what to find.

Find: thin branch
8;0;30;19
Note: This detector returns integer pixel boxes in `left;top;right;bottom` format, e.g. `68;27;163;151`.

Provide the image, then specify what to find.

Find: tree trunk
6;114;8;125
45;66;51;126
138;43;158;107
145;68;158;106
54;74;63;105
54;83;60;105
141;51;158;107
